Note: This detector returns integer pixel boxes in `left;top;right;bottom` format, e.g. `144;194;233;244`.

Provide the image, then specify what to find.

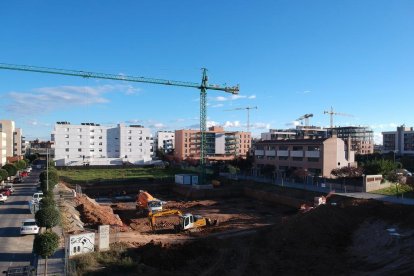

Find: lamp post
46;148;49;192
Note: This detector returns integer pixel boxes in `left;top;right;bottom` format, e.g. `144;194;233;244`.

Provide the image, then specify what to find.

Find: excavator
136;190;165;215
148;209;218;232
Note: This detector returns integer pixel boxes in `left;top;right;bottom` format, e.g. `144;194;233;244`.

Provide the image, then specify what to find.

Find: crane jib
0;63;238;94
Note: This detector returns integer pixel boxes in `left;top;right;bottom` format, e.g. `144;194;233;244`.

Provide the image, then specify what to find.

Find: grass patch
69;243;138;276
58;167;190;183
371;183;414;198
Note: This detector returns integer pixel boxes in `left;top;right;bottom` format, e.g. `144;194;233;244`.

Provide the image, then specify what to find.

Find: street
0;169;39;273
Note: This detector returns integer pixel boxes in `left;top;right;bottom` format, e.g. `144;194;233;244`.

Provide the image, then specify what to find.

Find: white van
32;192;43;203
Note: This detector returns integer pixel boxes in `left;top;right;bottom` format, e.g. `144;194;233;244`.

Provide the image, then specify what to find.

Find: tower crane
296;113;313;127
224;106;257;132
0;63;239;184
323;107;353;128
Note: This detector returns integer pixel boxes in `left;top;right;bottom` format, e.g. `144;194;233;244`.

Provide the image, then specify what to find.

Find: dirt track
70;189;414;275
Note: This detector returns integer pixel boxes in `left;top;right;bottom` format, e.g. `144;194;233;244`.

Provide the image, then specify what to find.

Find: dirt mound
245;197;414;275
76;195;123;227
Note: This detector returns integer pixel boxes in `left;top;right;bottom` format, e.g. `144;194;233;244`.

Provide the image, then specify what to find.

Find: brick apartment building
254;136;356;178
175;126;251;162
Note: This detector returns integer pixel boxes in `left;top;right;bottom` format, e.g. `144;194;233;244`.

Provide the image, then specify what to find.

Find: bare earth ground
67;189;414;275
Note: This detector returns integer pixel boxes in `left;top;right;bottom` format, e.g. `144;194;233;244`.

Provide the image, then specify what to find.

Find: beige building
0;120;15;158
175;126;251;162
254;136;355;178
0;132;6;166
13;128;24;156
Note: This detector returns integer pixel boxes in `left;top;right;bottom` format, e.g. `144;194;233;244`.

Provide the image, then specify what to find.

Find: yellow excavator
148;209;218;232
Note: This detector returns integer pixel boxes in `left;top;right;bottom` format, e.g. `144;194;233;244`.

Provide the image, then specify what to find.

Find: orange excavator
136;190;165;215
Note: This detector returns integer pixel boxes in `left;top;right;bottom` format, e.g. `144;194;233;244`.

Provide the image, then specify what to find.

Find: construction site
58;178;414;275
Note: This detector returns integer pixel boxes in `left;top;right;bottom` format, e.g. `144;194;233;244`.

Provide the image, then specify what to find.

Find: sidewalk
36;246;65;276
229;174;414;206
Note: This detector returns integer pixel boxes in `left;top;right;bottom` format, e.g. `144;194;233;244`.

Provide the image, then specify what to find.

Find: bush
40;196;55;209
33;231;59;259
15;160;27;170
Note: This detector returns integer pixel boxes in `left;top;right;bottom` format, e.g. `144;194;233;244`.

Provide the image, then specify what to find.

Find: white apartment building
156;131;175;153
0;120;15;157
52;122;154;166
0;133;6;166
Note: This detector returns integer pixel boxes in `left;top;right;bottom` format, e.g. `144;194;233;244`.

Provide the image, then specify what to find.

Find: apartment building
0;120;15;157
261;125;373;155
254;136;355;178
382;125;414;156
155;131;175;153
329;126;374;155
0;132;6;166
175;126;251;162
52;122;153;166
13;128;25;156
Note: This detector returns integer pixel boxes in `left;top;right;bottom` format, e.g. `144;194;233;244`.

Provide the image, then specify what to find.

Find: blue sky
0;1;413;143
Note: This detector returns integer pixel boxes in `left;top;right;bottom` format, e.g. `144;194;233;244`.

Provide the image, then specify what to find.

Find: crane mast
0;63;239;184
225;106;257;132
323;106;353;128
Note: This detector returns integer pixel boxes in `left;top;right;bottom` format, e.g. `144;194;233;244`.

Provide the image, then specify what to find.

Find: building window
90;149;94;152
78;135;82;139
308;157;319;162
65;134;69;138
128;130;132;134
78;149;82;152
128;142;132;146
99;136;102;139
128;136;132;140
91;136;94;139
99;149;102;152
90;129;95;133
65;141;69;145
79;141;82;145
278;156;288;160
292;157;303;161
78;128;82;132
99;142;103;146
65;148;69;152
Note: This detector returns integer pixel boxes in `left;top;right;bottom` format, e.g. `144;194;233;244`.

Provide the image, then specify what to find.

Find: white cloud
27;120;50;127
223;121;241;128
251;122;271;130
285;121;300;127
4;84;140;115
212;94;256;102
370;123;399;130
149;123;166;129
207;120;219;127
212;103;224;108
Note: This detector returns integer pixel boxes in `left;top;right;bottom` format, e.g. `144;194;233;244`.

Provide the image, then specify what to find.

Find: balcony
265;150;276;156
255;150;264;156
305;151;320;158
277;150;289;157
290;151;304;157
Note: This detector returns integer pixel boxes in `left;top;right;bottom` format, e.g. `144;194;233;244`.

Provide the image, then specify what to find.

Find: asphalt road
0;169;39;273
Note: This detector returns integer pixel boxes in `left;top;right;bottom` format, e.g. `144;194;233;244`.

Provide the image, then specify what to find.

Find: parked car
13;177;23;184
0;194;8;204
20;171;29;177
20;219;39;235
0;189;11;197
32;192;43;203
4;184;14;194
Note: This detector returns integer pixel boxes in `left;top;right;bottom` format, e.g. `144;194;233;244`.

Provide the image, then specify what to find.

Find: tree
0;169;8;182
35;207;60;230
39;169;59;193
2;164;17;178
33;231;59;276
361;159;396;176
27;154;38;163
40;196;56;209
15;160;27;170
